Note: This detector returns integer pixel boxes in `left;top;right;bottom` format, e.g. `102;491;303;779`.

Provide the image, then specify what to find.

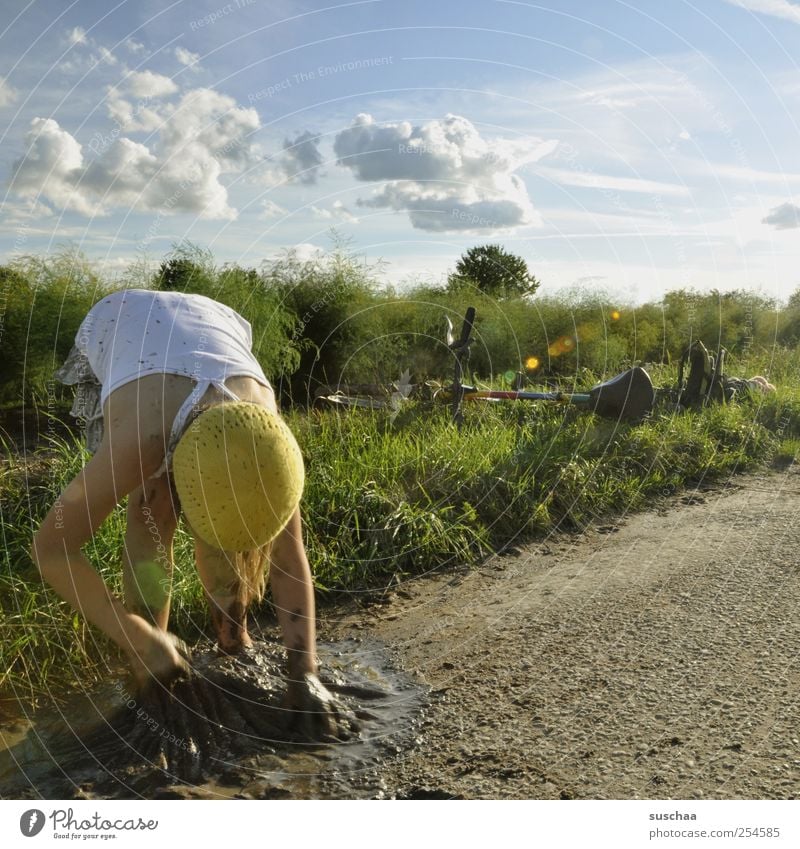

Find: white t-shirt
76;289;270;405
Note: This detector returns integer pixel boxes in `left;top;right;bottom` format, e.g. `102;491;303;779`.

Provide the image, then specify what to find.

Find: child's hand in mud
283;673;357;742
126;622;191;692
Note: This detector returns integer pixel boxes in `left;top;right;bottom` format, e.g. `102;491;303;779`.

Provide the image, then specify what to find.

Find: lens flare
525;356;540;370
547;336;577;357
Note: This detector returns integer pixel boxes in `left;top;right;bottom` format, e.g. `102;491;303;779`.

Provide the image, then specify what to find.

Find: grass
3;381;800;709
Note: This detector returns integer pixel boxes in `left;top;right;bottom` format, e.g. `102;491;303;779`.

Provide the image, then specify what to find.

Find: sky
1;0;799;303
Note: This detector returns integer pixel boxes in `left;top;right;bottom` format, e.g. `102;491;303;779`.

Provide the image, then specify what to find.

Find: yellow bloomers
173;402;305;551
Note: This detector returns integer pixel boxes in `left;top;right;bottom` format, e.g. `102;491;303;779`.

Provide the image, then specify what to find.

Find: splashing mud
0;637;427;799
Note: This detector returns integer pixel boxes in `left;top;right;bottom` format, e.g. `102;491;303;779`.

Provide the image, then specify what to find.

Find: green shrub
0;250;109;405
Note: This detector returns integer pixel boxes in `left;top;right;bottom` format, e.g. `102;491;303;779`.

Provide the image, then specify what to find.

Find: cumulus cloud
105;72;184;133
11;88;265;219
175;47;201;70
11;118;96;216
124;38;145;54
282;130;323;184
333;113;556;231
164;87;261;170
126;70;178;99
0;76;18;107
360;178;536;232
762;202;800;229
106;89;169;132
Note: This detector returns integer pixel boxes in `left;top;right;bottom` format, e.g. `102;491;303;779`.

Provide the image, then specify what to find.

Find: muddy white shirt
76;289;269;406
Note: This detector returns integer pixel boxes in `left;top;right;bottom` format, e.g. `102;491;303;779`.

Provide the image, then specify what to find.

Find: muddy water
0;637;427;800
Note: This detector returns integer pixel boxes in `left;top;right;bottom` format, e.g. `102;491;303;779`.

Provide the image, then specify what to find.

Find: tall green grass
3;382;800;708
7;244;800;411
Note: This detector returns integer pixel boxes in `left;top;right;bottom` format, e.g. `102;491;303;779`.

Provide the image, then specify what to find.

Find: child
32;288;340;736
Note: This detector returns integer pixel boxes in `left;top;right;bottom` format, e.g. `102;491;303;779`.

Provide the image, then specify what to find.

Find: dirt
0;639;426;800
320;465;800;800
4;466;800;799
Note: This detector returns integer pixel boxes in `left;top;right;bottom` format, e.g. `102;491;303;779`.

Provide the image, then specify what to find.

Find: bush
264;244;389;401
0;250;109;405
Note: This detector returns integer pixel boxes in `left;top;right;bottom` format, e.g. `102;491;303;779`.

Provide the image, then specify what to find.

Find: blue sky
1;0;799;302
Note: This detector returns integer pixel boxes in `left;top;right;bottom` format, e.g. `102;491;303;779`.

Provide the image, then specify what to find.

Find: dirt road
322;467;800;799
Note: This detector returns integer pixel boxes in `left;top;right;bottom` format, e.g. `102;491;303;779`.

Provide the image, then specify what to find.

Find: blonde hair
234;542;272;605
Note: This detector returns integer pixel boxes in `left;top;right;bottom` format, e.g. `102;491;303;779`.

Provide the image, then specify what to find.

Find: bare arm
269;508;352;739
31;431;185;686
269;508;318;680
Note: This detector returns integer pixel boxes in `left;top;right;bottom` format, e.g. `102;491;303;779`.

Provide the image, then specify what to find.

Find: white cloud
67;26;88;45
162;87;261;171
310;200;357;222
333;113;556;232
331;200;357;222
11;88;265;219
310;205;333;219
126;70;178;99
82;137;161;205
288;243;323;262
58;35;132;75
0;198;54;224
572;80;688;111
0;76;18;107
124;38;145;54
763;202;800;229
359;178;537;232
11;118;96;216
259;199;287;219
677;158;800;186
527;57;723;169
93;46;117;67
538;166;691;197
282;130;323;184
721;0;800;24
107;88;171;132
175;47;201;70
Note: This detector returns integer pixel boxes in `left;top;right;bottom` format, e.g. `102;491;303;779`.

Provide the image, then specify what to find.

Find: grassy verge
3;388;800;708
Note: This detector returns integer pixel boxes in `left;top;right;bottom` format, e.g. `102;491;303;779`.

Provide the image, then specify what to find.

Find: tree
155;243;215;292
448;244;540;300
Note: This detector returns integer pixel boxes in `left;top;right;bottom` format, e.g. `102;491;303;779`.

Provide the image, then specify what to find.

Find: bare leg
123;475;178;630
31;378;190;686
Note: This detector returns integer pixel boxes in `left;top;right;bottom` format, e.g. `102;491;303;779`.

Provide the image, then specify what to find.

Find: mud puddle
0;637;427;800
